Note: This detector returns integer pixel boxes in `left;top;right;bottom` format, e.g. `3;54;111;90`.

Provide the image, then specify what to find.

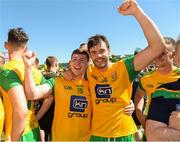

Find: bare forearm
24;67;38;100
24;67;51;100
135;89;146;127
11;111;27;141
147;126;180;141
134;8;164;49
146;120;180;141
36;96;53;121
136;109;146;128
133;7;166;71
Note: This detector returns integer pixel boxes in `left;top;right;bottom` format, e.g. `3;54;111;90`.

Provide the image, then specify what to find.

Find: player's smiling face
70;53;88;77
89;41;110;70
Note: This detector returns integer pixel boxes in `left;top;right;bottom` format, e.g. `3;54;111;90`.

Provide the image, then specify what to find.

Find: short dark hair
71;48;89;62
8;27;29;47
164;37;176;47
87;34;110;51
79;43;87;48
45;56;58;68
79;43;87;51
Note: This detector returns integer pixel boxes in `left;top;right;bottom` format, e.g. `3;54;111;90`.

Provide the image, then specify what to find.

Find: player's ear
4;42;8;49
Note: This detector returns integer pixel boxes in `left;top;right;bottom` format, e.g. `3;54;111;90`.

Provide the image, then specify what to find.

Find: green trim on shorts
90;134;135;142
20;127;40;142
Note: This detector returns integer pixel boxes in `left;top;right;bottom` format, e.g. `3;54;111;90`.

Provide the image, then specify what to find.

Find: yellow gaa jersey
87;56;138;137
0;59;46;140
139;67;180;110
0;97;4;137
48;77;92;141
147;78;180;125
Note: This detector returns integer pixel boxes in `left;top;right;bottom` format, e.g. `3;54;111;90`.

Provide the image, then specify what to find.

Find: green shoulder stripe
27;100;31;110
0;69;22;92
40;76;47;85
123;55;139;82
174;68;180;75
46;77;54;89
44;77;55;96
152;89;180;99
84;68;88;80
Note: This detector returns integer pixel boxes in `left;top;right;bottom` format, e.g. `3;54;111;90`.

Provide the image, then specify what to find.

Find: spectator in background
45;56;59;77
35;56;59;141
0;56;5;66
33;58;39;69
174;39;180;67
0;56;5;140
79;43;88;51
79;43;93;65
144;63;156;73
